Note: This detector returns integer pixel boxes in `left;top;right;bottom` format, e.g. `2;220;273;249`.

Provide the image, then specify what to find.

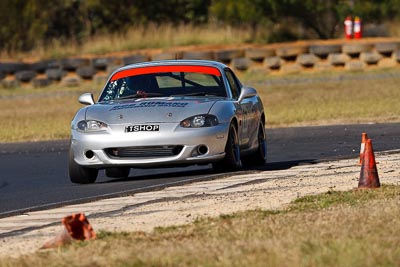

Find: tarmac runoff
0;150;399;258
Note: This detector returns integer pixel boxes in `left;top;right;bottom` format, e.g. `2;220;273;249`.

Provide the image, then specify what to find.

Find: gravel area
0;150;399;258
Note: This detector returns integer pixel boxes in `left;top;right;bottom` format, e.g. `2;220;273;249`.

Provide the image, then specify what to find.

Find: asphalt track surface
0;123;399;218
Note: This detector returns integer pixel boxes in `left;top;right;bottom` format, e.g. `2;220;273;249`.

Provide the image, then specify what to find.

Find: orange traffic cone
358;139;380;189
62;213;96;241
41;213;96;249
359;132;368;164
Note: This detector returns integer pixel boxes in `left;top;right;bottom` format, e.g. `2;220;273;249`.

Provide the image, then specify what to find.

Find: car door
224;68;253;148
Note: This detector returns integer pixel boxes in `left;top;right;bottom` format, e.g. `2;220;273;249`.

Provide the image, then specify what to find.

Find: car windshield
99;66;226;102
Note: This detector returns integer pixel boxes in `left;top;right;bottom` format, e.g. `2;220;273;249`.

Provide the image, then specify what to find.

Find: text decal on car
125;124;160;132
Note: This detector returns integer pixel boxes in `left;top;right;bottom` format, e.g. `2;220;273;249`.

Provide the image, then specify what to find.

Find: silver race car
69;60;267;183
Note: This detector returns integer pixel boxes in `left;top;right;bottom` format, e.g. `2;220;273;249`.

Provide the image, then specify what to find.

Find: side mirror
79;93;95;105
238;87;257;102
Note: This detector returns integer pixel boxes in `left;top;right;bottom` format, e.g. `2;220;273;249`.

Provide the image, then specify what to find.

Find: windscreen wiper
118;92;164;99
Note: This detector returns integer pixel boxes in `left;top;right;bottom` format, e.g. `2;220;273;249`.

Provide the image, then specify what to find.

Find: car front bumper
70;122;229;168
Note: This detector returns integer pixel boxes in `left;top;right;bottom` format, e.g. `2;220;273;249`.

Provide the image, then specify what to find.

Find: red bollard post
354;16;362;39
344;16;353;39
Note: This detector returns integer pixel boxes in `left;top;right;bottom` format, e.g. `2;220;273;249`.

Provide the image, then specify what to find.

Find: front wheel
68;150;98;184
212;123;242;172
243;123;267;167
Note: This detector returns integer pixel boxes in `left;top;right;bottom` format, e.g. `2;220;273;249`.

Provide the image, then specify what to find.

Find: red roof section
111;65;221;81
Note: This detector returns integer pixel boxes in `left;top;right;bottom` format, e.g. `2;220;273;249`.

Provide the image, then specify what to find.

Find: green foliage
1;0;400;53
0;0;211;52
352;0;400;22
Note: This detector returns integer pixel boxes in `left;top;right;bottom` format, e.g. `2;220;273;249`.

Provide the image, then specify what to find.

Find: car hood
85;97;219;124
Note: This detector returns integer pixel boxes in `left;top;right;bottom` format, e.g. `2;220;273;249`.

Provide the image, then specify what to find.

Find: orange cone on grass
359;132;368;164
358;139;380;189
41;213;96;249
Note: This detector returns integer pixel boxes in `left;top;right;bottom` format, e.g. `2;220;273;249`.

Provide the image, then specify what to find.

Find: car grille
105;145;184;158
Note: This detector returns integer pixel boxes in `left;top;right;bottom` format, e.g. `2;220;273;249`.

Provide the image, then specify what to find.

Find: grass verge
2;24;254;60
1;68;400;142
1;185;399;266
242;68;400;127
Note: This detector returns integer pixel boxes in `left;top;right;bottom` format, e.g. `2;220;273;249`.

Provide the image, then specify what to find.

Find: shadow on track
100;158;319;184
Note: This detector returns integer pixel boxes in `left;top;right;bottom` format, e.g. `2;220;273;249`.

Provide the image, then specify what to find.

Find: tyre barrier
0;62;30;74
360;52;382;65
232;57;252;71
374;42;400;56
215;49;244;63
1;38;400;88
32;77;51;88
280;64;302;74
62;76;81;87
276;45;308;60
15;70;37;82
122;54;149;65
264;56;282;70
45;69;66;81
345;60;367;71
309;44;342;59
297;54;320;67
327;53;351;66
61;58;90;71
245;48;275;62
1;79;19;88
76;66;97;80
181;51;214;60
92;57;114;70
342;43;373;57
394;50;400;62
152;51;182;61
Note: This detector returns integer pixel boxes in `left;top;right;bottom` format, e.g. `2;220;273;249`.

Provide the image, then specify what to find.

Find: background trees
0;0;399;53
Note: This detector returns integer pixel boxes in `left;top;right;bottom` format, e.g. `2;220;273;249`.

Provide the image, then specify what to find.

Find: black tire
297;54;319;67
151;51;182;61
374;42;400;55
69;150;98;184
276;45;308;60
214;49;244;63
0;62;29;74
15;70;37;82
62;76;81;87
342;44;373;56
327;53;351;66
232;57;252;71
46;69;66;81
309;44;342;58
182;51;214;60
32;78;51;88
242;123;267;167
31;60;59;73
264;56;281;69
213;123;242;172
105;167;130;178
1;79;20;88
245;48;275;62
77;66;97;80
394;51;400;62
360;52;382;64
92;57;113;70
62;58;90;71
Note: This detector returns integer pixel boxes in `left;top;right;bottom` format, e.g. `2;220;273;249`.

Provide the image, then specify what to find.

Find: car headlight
180;114;219;128
76;120;108;132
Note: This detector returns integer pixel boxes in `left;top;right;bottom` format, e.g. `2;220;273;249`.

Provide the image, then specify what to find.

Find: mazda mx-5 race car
69;60;267;183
